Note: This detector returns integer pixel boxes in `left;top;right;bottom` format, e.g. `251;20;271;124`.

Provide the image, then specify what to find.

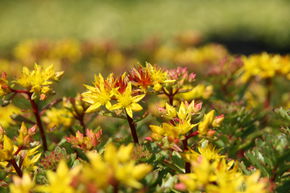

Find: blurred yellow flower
198;110;224;136
83;143;152;189
43;107;74;131
0;105;21;128
36;160;80;193
240;52;290;82
9;172;35;193
177;84;213;100
178;143;268;193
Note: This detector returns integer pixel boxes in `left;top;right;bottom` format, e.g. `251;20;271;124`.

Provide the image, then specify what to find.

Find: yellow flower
0;105;22;128
83;143;152;189
15;122;37;146
174;44;228;66
177;84;213;100
49;39;82;63
15;64;63;100
183;143;224;163
9;172;35;193
243;171;268;193
82;73;116;113
21;145;42;171
240;52;290;82
63;94;89;117
198;110;215;135
0;135;15;161
43;107;74;131
179;157;213;191
111;82;145;118
178;143;268;193
150;101;200;140
145;62;174;91
36;160;80;193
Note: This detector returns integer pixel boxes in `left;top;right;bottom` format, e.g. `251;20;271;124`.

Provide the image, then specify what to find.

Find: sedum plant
1;38;289;193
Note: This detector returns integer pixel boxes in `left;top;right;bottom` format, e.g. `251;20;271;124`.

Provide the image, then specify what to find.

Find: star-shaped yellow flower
111;83;145;118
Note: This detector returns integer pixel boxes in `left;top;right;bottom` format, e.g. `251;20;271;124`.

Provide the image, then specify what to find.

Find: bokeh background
1;0;290;54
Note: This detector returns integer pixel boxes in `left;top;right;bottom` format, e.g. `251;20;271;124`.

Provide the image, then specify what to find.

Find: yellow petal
86;103;101;113
126;108;133;118
131;103;143;112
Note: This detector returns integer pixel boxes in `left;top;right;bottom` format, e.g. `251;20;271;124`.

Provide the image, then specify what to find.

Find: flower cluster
82;63;173;118
2;36;289;193
0;124;41;175
240;52;290;82
15;64;63;100
43;107;74;131
11;143;152;193
178;143;269;193
150;101;202;141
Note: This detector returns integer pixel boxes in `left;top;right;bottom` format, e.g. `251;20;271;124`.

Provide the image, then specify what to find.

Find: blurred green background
0;0;290;53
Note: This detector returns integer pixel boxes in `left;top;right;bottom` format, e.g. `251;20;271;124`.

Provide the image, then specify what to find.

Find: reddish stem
14;145;24;156
9;159;23;177
28;96;48;151
182;138;191;173
126;112;139;144
9;88;48;151
264;78;272;109
113;183;119;193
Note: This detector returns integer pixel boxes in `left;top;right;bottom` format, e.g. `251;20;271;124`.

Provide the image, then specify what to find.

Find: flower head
150;101;200;140
82;73;116;113
83;143;152;189
15;64;63;100
0;104;22;128
111;82;145;118
177;143;268;193
36;160;80;193
145;63;174;91
240;52;290;82
43;107;74;131
9;172;35;193
198;110;224;136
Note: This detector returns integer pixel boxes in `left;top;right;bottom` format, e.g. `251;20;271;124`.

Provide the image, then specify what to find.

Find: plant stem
264;78;272;109
28;96;48;151
9;159;23;177
169;95;174;106
79;115;86;135
9;88;48;151
71;99;86;135
182;138;191;173
113;183;119;193
126;112;139;144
